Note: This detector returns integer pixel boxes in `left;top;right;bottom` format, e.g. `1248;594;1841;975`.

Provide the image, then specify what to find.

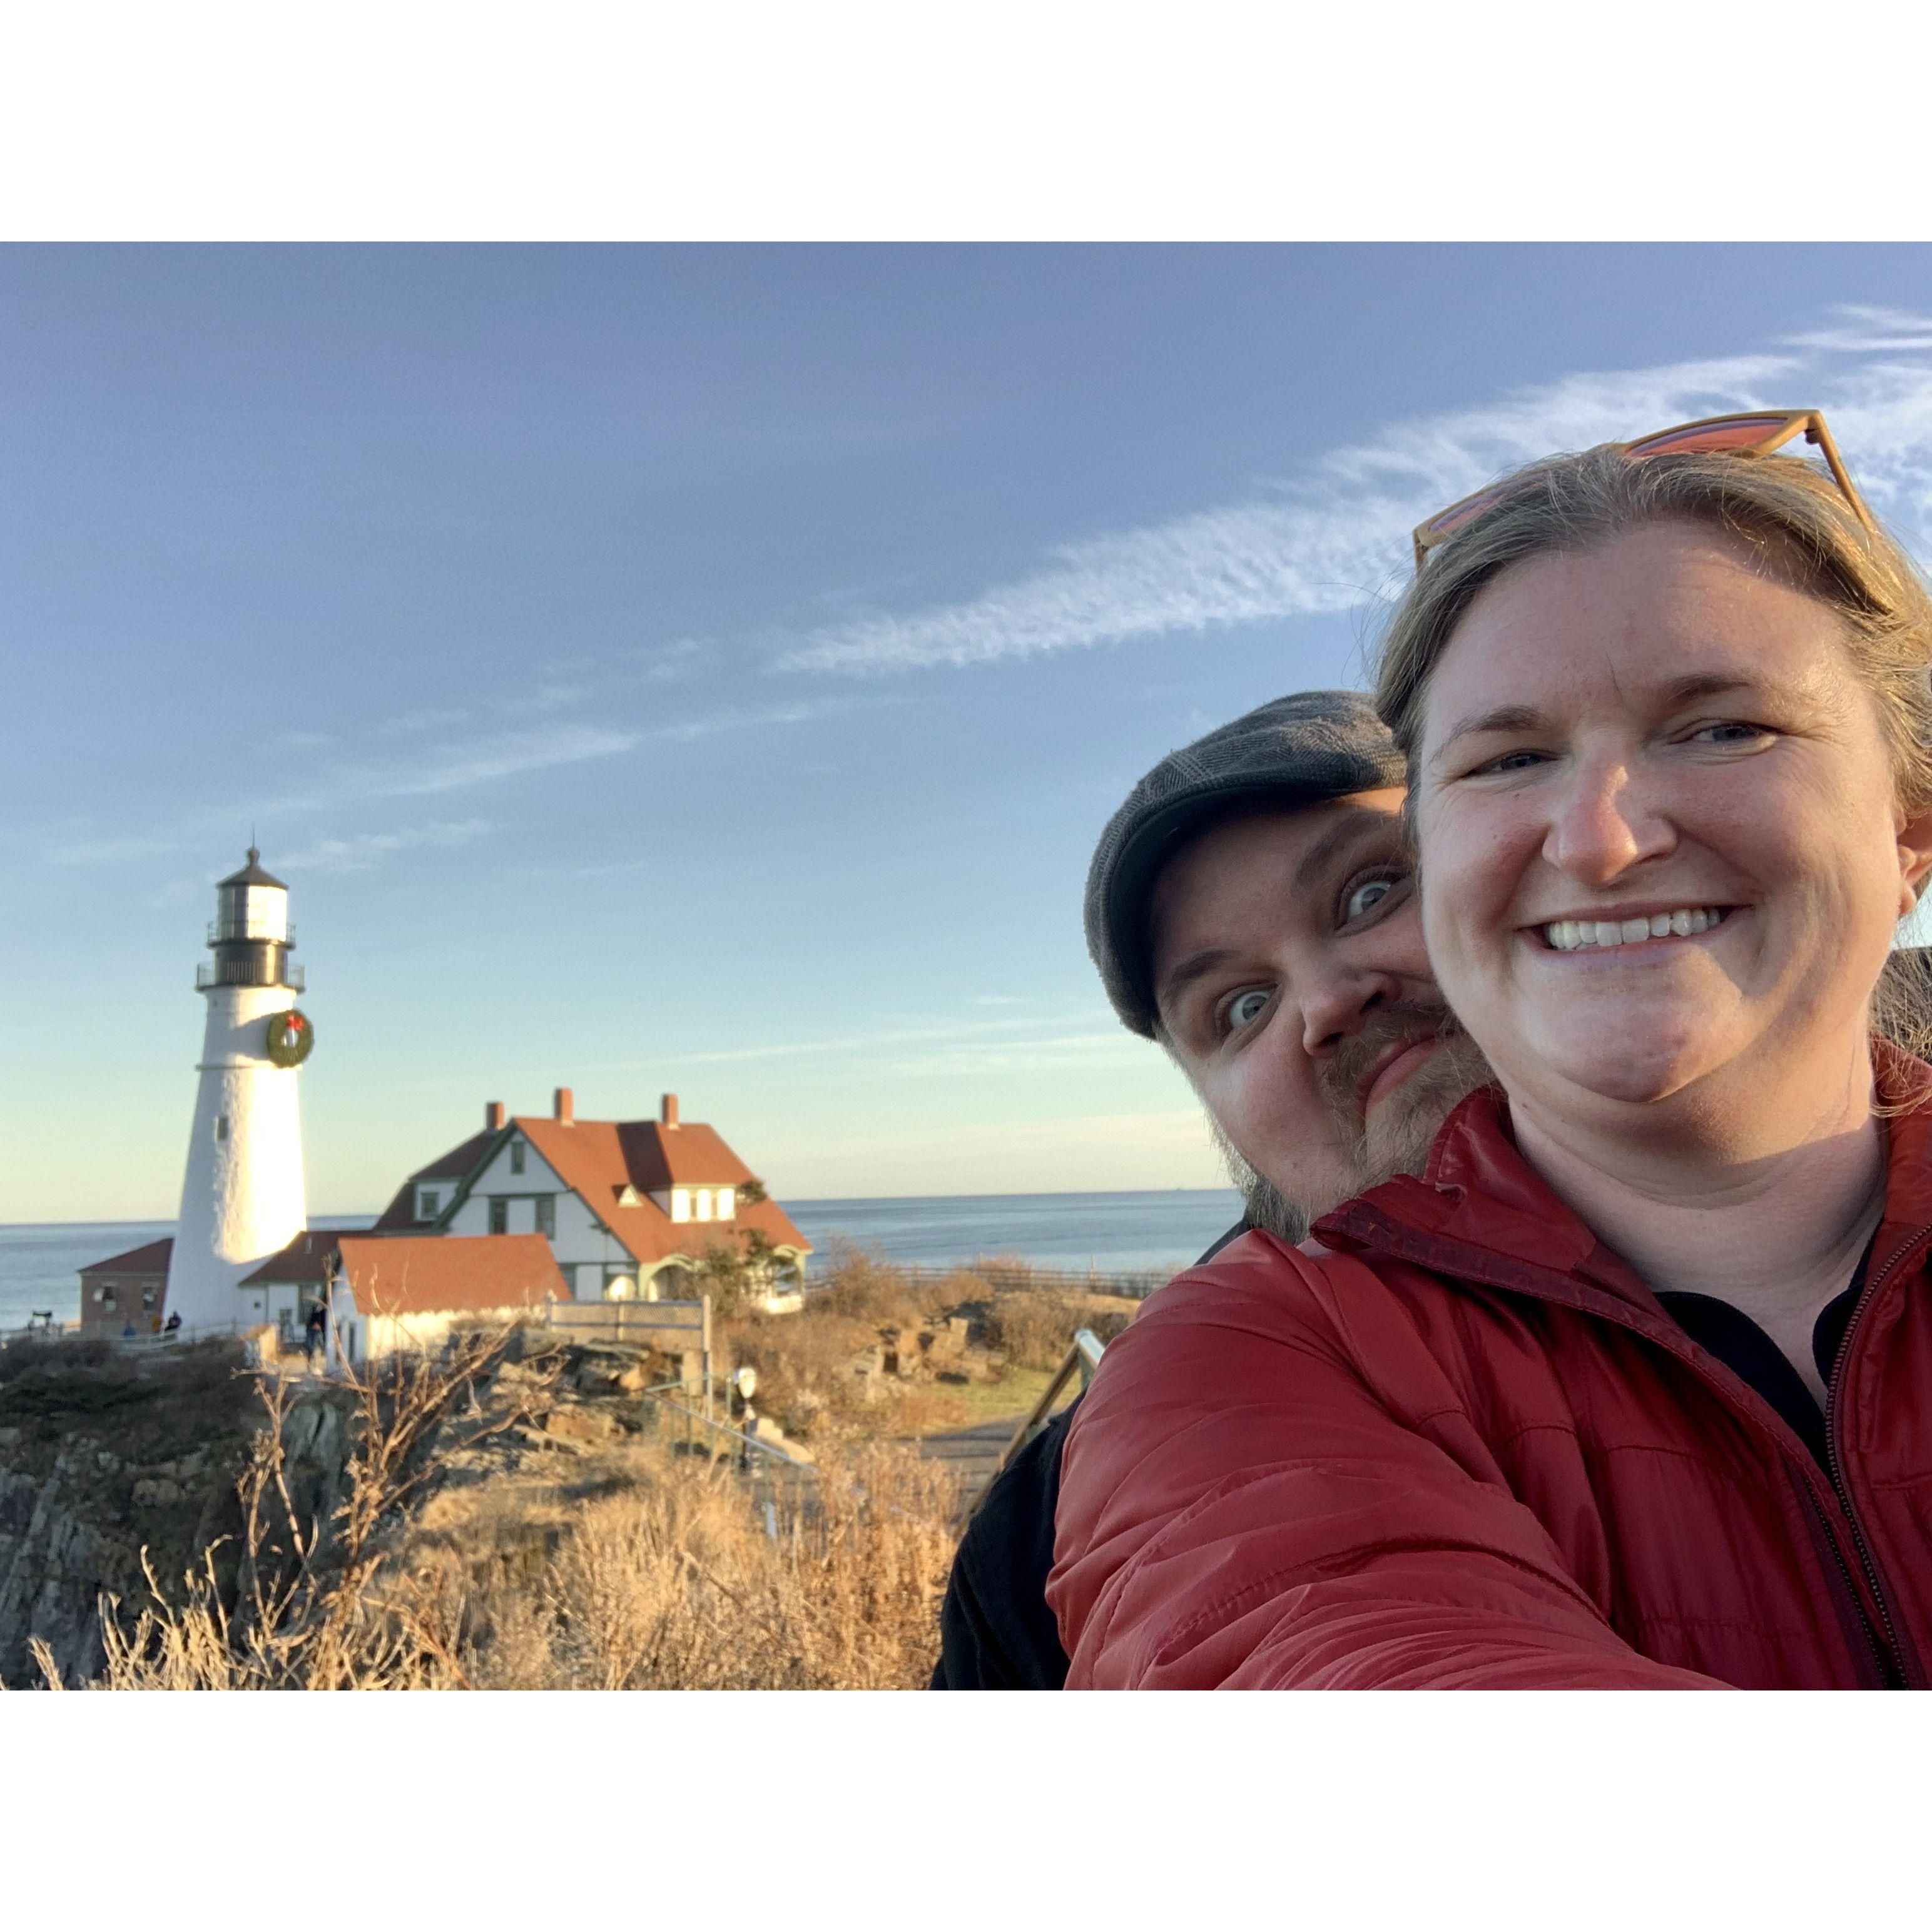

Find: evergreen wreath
265;1009;315;1067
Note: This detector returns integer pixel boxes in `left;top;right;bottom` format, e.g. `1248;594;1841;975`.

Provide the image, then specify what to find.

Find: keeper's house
372;1090;811;1303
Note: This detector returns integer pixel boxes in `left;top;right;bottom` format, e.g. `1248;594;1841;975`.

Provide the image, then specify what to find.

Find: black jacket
929;1219;1249;1690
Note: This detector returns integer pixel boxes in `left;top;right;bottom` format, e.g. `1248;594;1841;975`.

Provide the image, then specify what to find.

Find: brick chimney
486;1101;506;1131
554;1086;574;1125
661;1092;679;1129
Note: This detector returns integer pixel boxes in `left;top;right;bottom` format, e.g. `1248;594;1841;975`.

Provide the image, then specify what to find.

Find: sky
8;243;1932;1221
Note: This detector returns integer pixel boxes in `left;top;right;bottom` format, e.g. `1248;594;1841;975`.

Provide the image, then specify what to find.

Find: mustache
1318;1000;1465;1122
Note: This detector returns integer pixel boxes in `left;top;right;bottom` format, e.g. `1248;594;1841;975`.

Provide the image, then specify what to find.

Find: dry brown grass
721;1241;1134;1442
404;1438;957;1689
50;1324;958;1691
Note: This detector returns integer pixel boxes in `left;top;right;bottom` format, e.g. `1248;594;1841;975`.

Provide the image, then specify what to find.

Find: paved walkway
915;1411;1029;1503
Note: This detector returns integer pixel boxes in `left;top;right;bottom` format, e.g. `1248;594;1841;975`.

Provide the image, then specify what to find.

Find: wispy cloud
886;1031;1139;1077
638;1010;1129;1072
1782;305;1932;354
333;723;641;801
776;330;1932;677
275;819;491;874
32;699;853;869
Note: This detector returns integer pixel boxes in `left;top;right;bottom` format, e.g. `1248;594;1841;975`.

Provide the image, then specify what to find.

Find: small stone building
77;1238;174;1334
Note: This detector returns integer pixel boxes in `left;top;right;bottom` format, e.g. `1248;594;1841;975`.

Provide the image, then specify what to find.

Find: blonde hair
1372;441;1932;1059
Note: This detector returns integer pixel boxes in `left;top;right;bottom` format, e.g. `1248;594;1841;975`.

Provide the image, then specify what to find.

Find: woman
1047;414;1932;1688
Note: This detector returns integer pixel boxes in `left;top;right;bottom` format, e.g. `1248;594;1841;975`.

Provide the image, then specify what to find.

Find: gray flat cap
1085;691;1406;1037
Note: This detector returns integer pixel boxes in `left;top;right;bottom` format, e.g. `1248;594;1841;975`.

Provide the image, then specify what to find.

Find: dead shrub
61;1324;959;1691
980;1287;1087;1373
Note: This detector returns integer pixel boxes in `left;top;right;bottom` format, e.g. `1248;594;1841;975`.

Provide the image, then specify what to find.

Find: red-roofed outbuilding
328;1232;564;1363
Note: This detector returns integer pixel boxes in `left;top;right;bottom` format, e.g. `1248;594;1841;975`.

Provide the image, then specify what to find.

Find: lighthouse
163;848;313;1333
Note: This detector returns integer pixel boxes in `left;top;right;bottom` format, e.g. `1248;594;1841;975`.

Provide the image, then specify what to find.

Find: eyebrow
1151;806;1408;1016
1428;673;1798;769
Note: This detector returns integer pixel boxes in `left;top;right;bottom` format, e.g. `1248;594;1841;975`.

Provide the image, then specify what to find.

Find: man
931;693;1486;1689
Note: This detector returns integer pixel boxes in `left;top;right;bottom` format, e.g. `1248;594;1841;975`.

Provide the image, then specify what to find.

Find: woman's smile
1531;903;1741;954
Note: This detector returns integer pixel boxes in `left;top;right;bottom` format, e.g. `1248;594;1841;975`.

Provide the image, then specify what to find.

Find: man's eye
1223;989;1271;1033
1689;721;1769;746
1344;875;1400;921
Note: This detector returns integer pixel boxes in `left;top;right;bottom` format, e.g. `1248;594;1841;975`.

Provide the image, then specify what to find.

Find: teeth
1541;907;1727;952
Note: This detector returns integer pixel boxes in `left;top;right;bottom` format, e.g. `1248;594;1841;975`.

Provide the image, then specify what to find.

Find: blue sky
9;244;1932;1220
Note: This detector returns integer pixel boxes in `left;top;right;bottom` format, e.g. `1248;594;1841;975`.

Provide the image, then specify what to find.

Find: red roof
511;1114;809;1268
240;1230;342;1287
335;1234;564;1316
80;1238;174;1276
372;1128;500;1230
372;1105;812;1267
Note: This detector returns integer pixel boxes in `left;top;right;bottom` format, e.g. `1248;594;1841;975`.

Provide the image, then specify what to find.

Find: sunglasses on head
1410;409;1875;572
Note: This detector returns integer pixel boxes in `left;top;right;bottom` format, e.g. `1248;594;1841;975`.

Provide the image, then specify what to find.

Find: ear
1897;801;1932;919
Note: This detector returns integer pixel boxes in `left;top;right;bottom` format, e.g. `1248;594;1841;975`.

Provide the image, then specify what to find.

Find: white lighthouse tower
163;848;313;1333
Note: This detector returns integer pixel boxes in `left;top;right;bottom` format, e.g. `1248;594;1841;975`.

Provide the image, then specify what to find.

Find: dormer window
419;1188;441;1219
511;1140;526;1176
716;1188;735;1221
695;1189;713;1223
671;1188;690;1223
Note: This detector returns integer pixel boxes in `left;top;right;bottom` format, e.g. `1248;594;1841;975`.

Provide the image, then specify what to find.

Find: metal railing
196;956;305;992
965;1327;1107;1519
0;1316;255;1356
642;1386;811;1471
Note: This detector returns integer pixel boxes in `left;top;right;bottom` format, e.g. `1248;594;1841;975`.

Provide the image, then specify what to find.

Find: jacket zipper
1789;1477;1893;1689
1819;1225;1932;1689
1318;1199;1920;1687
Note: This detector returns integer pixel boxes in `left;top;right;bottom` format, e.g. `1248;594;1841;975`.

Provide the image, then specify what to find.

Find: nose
1542;751;1675;887
1299;958;1406;1057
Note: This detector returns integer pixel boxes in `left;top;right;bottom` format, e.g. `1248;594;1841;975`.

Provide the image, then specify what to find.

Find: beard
1320;1000;1492;1192
1208;1116;1312;1244
1211;1002;1492;1241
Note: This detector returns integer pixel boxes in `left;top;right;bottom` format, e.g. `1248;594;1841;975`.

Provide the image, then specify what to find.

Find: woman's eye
1343;875;1401;921
1223;989;1271;1033
1689;721;1767;746
1476;749;1547;776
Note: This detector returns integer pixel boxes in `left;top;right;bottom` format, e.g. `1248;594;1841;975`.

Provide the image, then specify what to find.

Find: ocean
0;1188;1246;1331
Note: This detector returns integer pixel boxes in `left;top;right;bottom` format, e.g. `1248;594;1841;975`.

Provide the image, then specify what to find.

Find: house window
419;1189;441;1219
695;1189;713;1223
91;1285;105;1303
511;1141;526;1176
215;1115;230;1142
716;1188;735;1220
101;1289;116;1310
670;1188;690;1223
489;1197;509;1235
535;1194;555;1239
142;1284;158;1309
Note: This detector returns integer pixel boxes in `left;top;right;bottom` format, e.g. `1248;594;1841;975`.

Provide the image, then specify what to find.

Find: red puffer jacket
1049;1052;1932;1689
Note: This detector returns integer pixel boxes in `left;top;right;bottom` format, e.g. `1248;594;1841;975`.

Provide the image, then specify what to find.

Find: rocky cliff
0;1338;280;1685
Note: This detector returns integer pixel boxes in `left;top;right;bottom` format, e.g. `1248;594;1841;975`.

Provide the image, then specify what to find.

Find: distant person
303;1300;327;1365
161;1309;182;1339
121;1318;136;1340
932;692;1486;1689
